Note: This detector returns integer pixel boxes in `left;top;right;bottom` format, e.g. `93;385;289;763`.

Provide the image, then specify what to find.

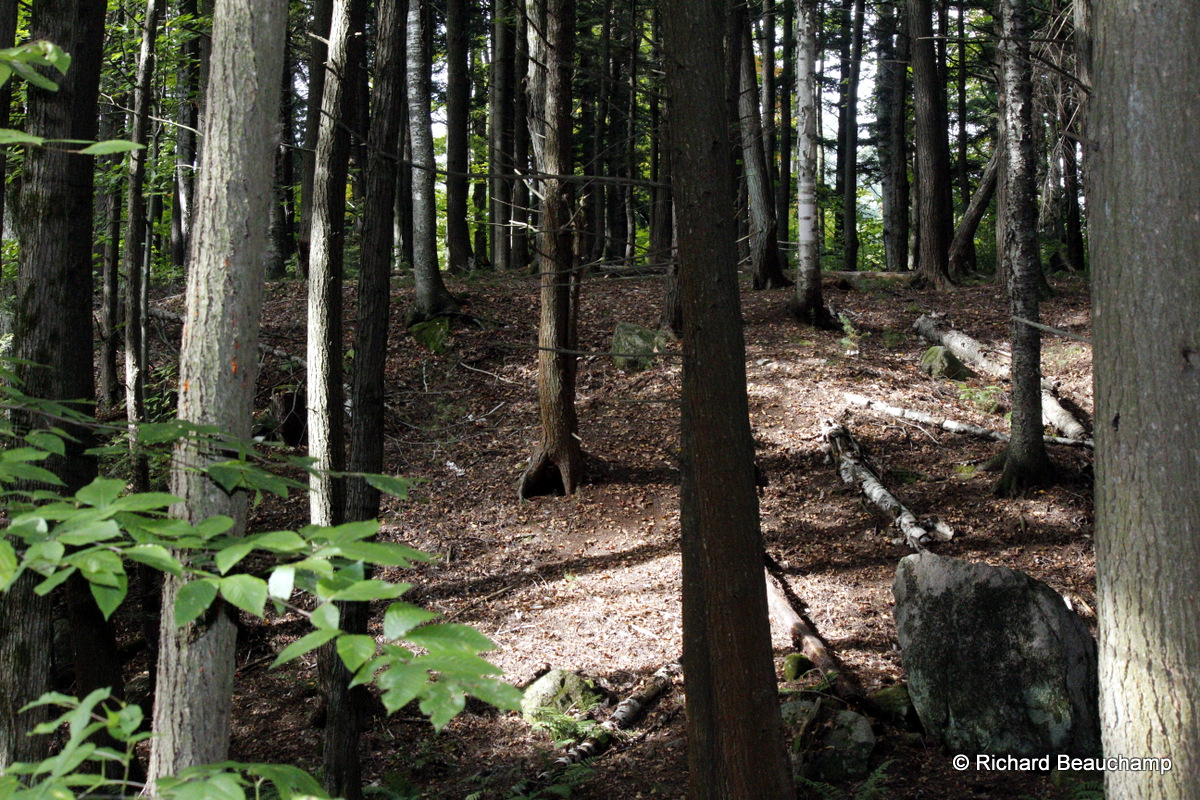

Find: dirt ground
149;267;1098;799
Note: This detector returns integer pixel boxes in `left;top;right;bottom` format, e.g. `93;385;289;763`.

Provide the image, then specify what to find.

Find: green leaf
69;548;125;587
404;623;497;654
162;772;247;800
34;565;77;595
196;515;235;540
0;461;65;485
411;652;504;678
329;579;411;602
377;662;429;714
272;629;339;668
0;539;17;586
174;579;219;627
315;520;381;545
214;539;255;575
363;474;418;499
250;530;307;553
459;677;523;711
383;601;438;640
57;518;122;546
419;680;466;731
267;566;295;600
0;127;46;146
25;538;65;569
114;704;144;738
336;540;433;567
79;139;145;155
219;574;268;617
336;634;377;673
310;602;340;630
23;431;65;455
75;478;126;508
123;544;183;576
111;491;181;512
90;570;128;620
244;763;330;799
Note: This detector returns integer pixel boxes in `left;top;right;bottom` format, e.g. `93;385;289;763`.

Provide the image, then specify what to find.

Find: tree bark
993;0;1051;497
947;150;998;277
517;0;583;500
1092;4;1200;796
298;0;334;278
146;0;284;789
406;0;460;322
840;0;864;270
876;0;910;272
908;0;954;287
171;0;200;270
444;0;472;273
775;0;794;250
662;0;798;796
490;0;516;271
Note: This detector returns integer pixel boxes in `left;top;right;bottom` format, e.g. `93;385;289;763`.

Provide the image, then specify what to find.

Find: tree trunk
947;150;997;276
510;0;532;271
1092;5;1200;797
171;0;200;270
267;43;296;279
775;0;794;250
489;0;516;271
406;0;460;322
908;0;954;287
146;0;284;789
662;0;799;794
876;0;910;272
517;0;583;500
789;0;834;329
840;0;864;270
298;0;334;278
0;0;13;249
445;0;472;273
993;0;1050;497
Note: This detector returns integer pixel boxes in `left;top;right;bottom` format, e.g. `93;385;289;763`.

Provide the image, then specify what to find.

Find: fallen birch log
536;663;677;782
764;566;861;701
844;392;1094;449
821;420;953;551
912;314;1089;441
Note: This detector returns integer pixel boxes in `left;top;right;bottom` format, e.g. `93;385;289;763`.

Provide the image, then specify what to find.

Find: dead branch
844;392;1094;449
820;419;953;551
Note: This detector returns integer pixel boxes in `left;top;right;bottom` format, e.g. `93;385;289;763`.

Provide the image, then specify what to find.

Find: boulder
893;552;1100;757
919;345;974;380
611;322;672;373
810;710;877;781
520;669;599;723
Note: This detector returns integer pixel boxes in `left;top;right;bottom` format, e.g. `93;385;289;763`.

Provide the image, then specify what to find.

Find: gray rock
612;322;673;373
893;552;1100;757
811;710;876;781
919;345;974;380
521;669;599;723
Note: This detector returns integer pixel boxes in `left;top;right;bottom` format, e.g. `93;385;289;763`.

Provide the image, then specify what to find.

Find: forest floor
145;267;1098;800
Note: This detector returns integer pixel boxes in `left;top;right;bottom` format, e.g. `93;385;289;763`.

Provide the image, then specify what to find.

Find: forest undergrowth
142;269;1097;800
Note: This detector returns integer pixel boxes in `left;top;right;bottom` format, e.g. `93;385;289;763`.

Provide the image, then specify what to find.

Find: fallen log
535;662;677;783
844;392;1094;449
912;314;1090;441
763;566;861;701
821;420;953;551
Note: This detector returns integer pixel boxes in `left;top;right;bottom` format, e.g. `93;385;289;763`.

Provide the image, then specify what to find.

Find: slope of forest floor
146;268;1097;800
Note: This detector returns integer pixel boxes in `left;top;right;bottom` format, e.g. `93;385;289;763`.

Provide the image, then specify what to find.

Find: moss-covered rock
612;322;673;373
520;669;599;723
919;346;974;380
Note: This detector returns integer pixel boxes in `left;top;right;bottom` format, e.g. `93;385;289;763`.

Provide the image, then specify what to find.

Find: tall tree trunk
661;0;799;796
1060;97;1085;272
445;0;472;272
471;42;491;266
517;0;583;500
840;0;864;269
876;0;909;272
992;0;1050;497
955;2;970;211
124;0;165;495
0;0;16;253
2;0;106;770
775;0;794;251
789;0;834;328
490;0;516;270
738;20;791;290
947;149;997;276
832;0;851;243
267;42;297;279
171;0;200;270
146;0;284;790
510;0;532;271
99;91;126;410
407;0;460;322
1091;5;1200;797
908;0;954;287
298;0;334;278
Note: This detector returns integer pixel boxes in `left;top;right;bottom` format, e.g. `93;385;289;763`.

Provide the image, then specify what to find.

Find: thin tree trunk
840;0;864;269
947;150;997;276
490;0;516;271
876;0;909;272
298;0;334;278
775;0;794;251
510;0;532;271
445;0;472;273
170;0;200;270
146;0;284;790
909;0;954;287
517;0;583;500
267;42;296;279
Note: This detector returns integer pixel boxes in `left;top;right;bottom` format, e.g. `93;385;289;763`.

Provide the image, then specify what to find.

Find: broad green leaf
404;623;497;654
244;764;330;800
251;530;307;552
267;565;295;600
75;478;125;508
382;601;437;640
33;565;77;595
0;461;65;485
419;680;466;731
174;579;219;627
219;574;268;617
411;652;504;678
195;515;235;540
112;491;181;512
363;474;418;499
349;655;388;689
287;557;334;577
377;662;428;714
272;629;339;668
57;519;122;546
459;677;523;711
214;539;255;575
3;446;53;462
123;544;183;575
336;540;433;566
24;430;66;456
310;602;340;630
0;539;16;586
336;634;377;673
0;128;45;146
79;139;144;155
162;772;247;800
114;704;144;738
69;548;124;586
25;538;65;569
329;579;410;602
91;571;128;620
315;520;380;545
